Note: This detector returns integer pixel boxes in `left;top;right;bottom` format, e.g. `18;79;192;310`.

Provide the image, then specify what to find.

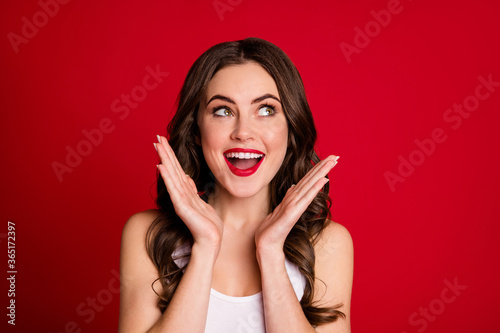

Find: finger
158;161;210;233
294;176;330;214
307;155;338;181
155;139;198;202
275;176;329;231
186;174;198;194
156;136;197;198
157;163;185;203
158;164;204;221
295;155;337;189
156;135;186;183
155;141;185;193
294;155;338;195
156;137;201;203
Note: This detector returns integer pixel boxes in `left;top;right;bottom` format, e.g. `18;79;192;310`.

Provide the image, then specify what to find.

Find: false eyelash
260;103;276;110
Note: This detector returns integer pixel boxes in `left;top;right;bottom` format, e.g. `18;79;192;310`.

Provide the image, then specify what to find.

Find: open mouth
223;149;265;177
224;151;264;169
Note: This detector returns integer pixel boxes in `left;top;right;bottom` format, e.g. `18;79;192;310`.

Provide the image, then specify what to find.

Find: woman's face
197;62;288;198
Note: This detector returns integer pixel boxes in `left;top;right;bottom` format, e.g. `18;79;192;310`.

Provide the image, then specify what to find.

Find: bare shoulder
122;208;162;239
315;220;353;257
119;209;163;332
313;220;353;332
120;208;163;286
120;208;163;283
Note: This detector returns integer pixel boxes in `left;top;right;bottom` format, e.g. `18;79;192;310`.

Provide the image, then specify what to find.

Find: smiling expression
197;62;289;198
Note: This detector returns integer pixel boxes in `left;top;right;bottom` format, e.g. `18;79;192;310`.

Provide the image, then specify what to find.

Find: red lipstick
223;148;265;177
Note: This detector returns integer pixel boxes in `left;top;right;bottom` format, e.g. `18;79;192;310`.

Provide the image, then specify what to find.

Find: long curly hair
146;37;344;326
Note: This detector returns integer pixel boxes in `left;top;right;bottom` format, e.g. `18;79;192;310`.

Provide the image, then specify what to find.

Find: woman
119;37;353;332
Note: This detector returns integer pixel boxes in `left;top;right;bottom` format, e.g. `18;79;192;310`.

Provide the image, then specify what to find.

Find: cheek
199;119;221;147
201;132;221;160
262;120;288;152
199;121;229;168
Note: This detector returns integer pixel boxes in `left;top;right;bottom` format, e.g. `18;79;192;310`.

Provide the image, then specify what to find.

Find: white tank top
173;246;306;333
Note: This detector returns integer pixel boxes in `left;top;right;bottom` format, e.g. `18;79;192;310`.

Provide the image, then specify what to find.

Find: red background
1;0;499;332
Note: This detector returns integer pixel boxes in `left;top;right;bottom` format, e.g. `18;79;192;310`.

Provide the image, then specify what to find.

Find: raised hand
155;135;224;252
254;155;339;255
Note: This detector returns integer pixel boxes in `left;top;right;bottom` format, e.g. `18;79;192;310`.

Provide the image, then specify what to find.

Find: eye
257;105;276;116
213;107;232;117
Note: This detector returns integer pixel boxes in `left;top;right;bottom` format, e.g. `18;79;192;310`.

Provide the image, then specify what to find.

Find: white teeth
225;152;264;159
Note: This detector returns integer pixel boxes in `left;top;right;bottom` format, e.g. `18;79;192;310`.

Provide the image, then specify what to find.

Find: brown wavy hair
146;37;345;326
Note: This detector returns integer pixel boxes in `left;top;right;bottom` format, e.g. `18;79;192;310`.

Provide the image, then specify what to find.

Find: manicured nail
334;156;340;162
153;142;157;152
156;164;160;169
327;158;338;166
157;135;161;143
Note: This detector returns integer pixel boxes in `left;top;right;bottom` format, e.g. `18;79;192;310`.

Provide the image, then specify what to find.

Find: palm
155;136;223;248
255;155;339;252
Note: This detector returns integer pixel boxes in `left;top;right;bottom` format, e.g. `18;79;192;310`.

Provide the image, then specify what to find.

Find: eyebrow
206;93;281;106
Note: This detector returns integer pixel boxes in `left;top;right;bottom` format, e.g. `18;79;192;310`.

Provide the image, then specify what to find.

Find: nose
230;116;256;142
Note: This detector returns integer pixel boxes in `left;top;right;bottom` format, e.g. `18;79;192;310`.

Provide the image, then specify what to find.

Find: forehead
204;62;279;103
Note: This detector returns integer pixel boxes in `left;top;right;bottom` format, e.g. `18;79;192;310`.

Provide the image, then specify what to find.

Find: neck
208;183;270;231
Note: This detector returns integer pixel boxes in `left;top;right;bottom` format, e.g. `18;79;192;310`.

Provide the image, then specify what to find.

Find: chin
224;178;261;197
214;176;267;199
227;186;262;198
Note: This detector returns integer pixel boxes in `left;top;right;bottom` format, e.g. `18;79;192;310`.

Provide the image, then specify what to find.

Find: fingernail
156;164;160;169
157;135;161;143
334;156;340;162
153;142;157;152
